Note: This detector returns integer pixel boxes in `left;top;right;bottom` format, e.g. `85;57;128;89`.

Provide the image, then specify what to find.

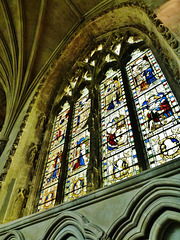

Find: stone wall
0;159;179;239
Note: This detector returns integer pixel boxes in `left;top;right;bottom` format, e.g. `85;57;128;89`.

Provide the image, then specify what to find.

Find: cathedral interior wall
0;0;179;239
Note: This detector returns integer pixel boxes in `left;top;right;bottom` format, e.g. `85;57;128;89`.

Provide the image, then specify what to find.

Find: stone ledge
0;157;179;235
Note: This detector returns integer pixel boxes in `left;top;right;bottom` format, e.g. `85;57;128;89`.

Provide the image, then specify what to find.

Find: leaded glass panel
64;88;90;201
38;102;70;211
126;49;180;167
100;71;139;186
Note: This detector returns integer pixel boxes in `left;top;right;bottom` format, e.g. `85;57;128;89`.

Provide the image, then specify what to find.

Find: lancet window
126;48;180;167
64;88;90;202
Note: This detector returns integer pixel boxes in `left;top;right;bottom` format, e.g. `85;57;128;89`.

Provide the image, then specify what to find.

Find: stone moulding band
2;230;25;240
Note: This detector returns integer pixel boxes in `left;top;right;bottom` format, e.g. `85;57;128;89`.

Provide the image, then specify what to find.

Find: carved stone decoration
2;230;25;240
42;211;106;240
157;23;165;33
170;39;179;49
26;143;39;188
137;2;180;57
25;142;39;188
27;143;38;165
107;179;180;240
11;188;28;219
36;113;46;130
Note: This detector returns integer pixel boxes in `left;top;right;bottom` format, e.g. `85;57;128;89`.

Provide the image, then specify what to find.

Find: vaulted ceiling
0;0;178;135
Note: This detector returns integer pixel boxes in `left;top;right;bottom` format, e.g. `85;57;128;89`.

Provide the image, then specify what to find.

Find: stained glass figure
38;102;70;211
100;71;139;186
126;49;180;167
64;88;90;201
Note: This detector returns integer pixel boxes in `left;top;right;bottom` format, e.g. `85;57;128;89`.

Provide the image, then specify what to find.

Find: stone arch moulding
1;0;179;185
149;210;180;240
107;178;180;240
2;230;25;240
42;211;106;240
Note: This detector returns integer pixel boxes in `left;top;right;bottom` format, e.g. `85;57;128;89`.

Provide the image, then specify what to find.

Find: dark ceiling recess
0;83;6;131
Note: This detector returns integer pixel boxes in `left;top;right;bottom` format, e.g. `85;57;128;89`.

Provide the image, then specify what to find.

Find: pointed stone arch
150;210;180;240
107;178;180;240
42;211;105;240
2;230;25;240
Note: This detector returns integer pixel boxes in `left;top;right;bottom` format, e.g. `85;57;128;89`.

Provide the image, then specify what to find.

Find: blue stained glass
64;88;90;202
126;48;180;167
38;102;70;211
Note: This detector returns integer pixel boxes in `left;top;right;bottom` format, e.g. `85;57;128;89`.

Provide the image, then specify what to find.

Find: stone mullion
55;100;74;204
87;83;101;193
95;82;103;188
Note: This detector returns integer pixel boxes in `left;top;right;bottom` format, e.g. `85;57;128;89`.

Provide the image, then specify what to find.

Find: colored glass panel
126;49;180;167
64;88;90;201
38;184;57;212
100;71;139;186
38;102;70;211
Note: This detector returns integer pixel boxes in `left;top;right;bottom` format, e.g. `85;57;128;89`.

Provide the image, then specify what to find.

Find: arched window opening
126;48;180;167
38;102;70;211
100;70;139;186
38;32;180;211
64;88;91;202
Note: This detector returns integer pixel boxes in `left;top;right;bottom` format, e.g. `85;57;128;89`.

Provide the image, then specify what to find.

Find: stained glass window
64;88;91;201
38;102;70;211
100;70;139;186
38;35;180;211
126;48;180;167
